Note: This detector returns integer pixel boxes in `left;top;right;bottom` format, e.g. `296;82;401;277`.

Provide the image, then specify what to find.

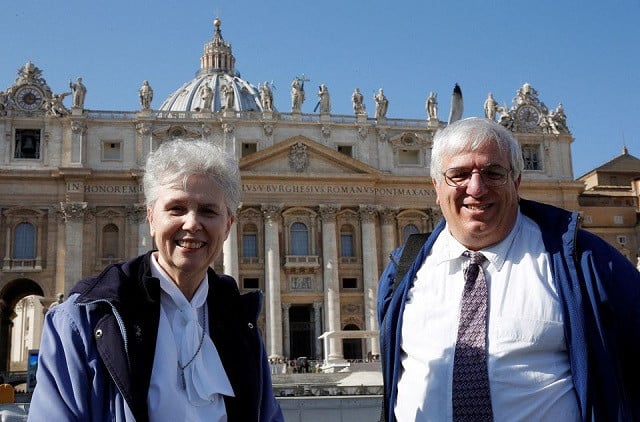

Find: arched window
402;224;419;243
290;222;309;256
14;222;36;259
102;224;119;259
242;223;258;257
340;224;355;257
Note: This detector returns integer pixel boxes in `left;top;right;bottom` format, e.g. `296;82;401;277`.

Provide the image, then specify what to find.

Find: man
378;118;640;421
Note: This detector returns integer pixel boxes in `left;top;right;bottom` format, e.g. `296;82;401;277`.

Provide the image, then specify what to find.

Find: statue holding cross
291;74;309;112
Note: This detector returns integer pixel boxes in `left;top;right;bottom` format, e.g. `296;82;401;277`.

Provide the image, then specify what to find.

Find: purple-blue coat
378;198;640;421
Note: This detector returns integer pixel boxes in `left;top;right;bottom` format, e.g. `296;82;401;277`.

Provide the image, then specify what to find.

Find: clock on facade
516;105;540;127
15;85;44;111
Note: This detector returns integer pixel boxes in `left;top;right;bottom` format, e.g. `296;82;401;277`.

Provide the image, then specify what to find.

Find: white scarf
151;255;235;406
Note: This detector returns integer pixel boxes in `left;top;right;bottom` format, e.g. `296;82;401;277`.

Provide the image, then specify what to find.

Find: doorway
342;323;363;361
289;305;315;360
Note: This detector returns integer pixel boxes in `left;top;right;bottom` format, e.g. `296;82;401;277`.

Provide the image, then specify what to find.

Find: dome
159;19;268;113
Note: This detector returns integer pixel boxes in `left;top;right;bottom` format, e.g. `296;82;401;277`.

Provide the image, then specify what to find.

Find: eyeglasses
442;164;512;188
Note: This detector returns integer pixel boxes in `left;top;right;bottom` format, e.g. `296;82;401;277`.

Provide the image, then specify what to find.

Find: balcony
339;257;360;265
284;255;321;273
2;258;43;271
240;256;260;264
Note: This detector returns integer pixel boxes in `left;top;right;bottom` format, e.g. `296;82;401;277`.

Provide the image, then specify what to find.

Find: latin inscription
242;183;433;197
67;183;143;194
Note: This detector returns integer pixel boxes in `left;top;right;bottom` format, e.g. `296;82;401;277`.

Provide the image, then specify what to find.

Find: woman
29;139;283;421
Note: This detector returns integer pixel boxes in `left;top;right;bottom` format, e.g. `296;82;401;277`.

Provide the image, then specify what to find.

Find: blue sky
2;0;638;178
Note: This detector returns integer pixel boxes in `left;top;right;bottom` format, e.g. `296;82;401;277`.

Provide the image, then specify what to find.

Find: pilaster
60;201;88;294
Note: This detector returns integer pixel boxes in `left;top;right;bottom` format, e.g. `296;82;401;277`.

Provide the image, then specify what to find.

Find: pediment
239;136;382;176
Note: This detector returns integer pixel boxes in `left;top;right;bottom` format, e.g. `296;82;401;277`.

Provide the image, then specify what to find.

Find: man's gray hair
430;117;524;183
143;138;241;216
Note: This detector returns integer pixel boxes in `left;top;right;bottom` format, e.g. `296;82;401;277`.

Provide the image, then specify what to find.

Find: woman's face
147;174;233;288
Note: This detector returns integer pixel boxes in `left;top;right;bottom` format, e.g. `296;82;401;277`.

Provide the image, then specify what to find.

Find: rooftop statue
426;91;438;120
483;92;498;121
352;88;365;115
290;76;306;112
259;81;274;112
139;81;153;110
316;84;330;113
374;88;388;120
69;77;87;109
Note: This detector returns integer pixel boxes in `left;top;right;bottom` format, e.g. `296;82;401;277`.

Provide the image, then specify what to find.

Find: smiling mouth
176;240;206;249
464;204;491;211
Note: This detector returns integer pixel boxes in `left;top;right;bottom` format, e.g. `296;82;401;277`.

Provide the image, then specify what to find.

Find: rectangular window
337;145;353;157
243;278;260;289
614;215;624;225
342;278;358;289
242;234;257;257
14;222;36;259
290;223;309;256
340;234;354;257
522;145;541;170
14;129;41;159
242;143;257;157
102;141;122;161
398;149;420;165
617;235;627;245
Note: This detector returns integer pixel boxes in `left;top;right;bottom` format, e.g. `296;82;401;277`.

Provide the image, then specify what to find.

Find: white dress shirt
147;253;234;422
395;211;580;421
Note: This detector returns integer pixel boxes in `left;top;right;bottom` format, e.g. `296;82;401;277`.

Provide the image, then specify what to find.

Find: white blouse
147;253;235;421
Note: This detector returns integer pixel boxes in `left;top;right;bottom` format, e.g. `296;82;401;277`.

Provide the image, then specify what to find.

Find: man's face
433;142;521;250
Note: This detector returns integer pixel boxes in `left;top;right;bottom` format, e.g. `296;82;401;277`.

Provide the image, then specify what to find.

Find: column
379;207;398;268
282;303;291;359
319;204;342;361
313;302;323;360
360;204;380;356
60;201;88;294
223;220;239;280
129;204;150;256
262;204;283;358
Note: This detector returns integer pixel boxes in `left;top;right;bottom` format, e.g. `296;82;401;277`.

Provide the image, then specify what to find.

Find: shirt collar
150;252;209;310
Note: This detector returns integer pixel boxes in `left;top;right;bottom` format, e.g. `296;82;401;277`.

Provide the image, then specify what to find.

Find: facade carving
59;201;88;222
288;142;309;172
3;18;624;372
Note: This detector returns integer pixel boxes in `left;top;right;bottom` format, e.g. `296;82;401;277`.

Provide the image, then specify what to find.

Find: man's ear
432;178;441;205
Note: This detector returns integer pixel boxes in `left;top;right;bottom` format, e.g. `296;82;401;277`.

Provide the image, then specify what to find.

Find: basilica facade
0;20;585;371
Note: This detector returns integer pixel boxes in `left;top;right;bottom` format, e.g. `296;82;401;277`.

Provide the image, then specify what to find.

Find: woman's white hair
143;138;241;216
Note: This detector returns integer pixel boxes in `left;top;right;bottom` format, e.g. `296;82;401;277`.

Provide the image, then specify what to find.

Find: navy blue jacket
30;251;283;421
378;199;640;421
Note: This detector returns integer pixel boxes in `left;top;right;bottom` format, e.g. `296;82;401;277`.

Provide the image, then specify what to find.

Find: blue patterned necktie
452;250;493;421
